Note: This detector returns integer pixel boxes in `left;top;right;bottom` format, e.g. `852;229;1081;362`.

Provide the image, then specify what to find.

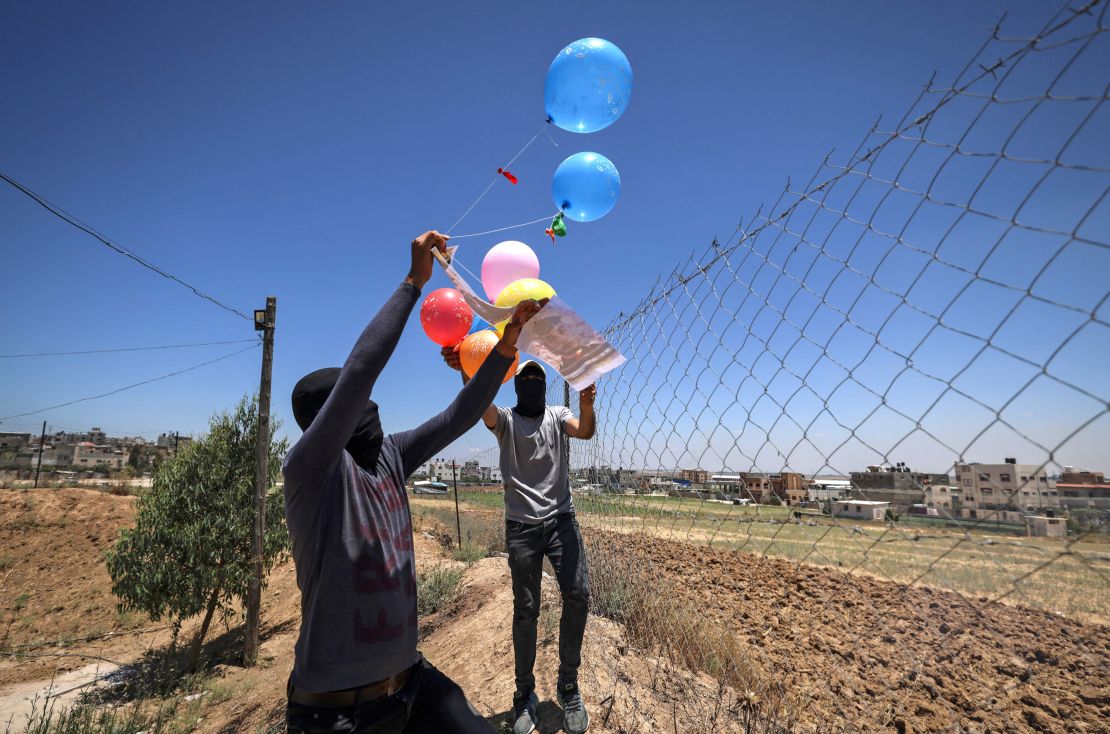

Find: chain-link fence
529;3;1109;731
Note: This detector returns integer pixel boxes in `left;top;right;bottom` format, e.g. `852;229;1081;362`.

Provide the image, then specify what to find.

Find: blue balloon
468;315;493;333
552;152;621;222
545;38;632;134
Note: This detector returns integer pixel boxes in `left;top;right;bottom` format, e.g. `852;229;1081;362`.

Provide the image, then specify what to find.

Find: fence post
33;421;46;488
452;461;462;549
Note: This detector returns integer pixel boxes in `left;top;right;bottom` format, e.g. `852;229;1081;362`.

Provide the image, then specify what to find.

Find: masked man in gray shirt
283;230;546;734
442;351;596;734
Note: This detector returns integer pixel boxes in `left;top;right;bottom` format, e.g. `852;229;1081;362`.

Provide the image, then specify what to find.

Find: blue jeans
506;512;591;694
286;657;494;733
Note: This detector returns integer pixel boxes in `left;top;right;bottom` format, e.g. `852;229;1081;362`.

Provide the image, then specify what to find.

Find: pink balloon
481;241;540;302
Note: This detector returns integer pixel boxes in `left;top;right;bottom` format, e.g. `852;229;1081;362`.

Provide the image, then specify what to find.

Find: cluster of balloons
420;38;633;378
546;38;631;224
420;241;554;383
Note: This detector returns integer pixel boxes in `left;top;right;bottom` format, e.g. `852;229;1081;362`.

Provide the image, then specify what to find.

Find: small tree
106;395;289;672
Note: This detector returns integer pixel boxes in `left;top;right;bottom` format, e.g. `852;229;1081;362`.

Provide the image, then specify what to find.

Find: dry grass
584;534;792;732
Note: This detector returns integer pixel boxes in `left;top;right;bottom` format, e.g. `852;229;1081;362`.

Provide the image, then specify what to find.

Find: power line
0;171;253;322
0;338;259;359
0;343;260;422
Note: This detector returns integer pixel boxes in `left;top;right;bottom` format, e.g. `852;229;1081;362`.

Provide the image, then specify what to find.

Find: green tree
106;395;289;672
127;444;157;474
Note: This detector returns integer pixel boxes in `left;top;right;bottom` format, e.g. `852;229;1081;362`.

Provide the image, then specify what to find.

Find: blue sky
1;1;1106;474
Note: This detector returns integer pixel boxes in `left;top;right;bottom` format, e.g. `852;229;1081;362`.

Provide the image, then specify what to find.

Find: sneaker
557;680;590;734
511;690;539;734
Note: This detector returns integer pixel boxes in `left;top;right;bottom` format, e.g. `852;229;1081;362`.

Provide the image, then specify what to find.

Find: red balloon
420;288;474;347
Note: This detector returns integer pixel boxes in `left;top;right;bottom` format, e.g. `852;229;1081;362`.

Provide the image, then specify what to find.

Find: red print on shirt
353;607;406;644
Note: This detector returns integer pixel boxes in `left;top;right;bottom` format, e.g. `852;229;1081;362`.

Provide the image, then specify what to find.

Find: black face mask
292;368;383;472
514;376;546;418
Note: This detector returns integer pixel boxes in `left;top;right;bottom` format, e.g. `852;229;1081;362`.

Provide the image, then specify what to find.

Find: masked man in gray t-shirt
442;352;596;734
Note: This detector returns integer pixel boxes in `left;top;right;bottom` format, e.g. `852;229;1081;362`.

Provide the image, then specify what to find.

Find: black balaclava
513;361;547;418
292;368;383;472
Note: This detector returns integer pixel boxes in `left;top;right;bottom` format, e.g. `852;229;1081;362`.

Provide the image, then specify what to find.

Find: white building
832;499;890;521
809;479;852;502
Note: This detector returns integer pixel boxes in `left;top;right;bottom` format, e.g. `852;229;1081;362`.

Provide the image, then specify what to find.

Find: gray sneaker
512;690;539;734
557;680;589;733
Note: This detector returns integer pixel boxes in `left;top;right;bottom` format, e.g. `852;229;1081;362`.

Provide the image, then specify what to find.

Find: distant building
708;474;746;496
1055;468;1110;511
924;484;957;511
680;468;709;486
418;458;455;482
1025;515;1067;538
833;500;890;522
72;443;128;469
849;464;949;511
0;433;33;468
809;478;852;502
0;433;31;451
16;443;76;468
954;459;1058;518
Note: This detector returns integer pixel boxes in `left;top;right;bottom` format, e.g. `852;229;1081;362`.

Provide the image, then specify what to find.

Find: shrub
105;395;288;672
416;566;465;617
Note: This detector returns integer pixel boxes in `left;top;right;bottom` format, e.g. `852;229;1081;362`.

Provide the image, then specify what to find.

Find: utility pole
245;296;276;667
33;421;46;488
452;461;461;549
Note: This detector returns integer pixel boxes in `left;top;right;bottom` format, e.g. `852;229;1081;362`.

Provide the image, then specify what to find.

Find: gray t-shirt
282;283;513;692
491;405;575;522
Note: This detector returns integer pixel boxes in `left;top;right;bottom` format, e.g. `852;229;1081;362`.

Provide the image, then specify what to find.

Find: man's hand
405;231;449;290
496;298;548;356
441;345;463;372
567;384;597;439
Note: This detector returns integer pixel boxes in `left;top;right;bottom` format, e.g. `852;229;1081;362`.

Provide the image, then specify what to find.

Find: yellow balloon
493;278;556;332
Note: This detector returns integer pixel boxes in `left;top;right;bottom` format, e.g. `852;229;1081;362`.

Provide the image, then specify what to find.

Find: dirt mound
0;489;172;689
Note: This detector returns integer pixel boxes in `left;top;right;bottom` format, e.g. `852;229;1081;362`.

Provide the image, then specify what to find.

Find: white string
542;122;560;148
445;177;498;235
443;121;558;235
503;132;541;169
453;258;485;290
449;214;556;240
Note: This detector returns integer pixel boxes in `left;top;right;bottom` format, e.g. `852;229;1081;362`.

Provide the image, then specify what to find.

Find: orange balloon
458;330;517;384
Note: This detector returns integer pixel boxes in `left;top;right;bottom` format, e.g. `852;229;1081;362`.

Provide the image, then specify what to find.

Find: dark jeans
286;657;494;733
506;512;591;695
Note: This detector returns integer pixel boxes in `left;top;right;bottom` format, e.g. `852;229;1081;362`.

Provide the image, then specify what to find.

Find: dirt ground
1;488;1107;733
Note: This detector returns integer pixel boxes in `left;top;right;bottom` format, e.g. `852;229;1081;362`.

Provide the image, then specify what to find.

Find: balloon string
449;214;555;240
452;257;484;286
444;177;497;236
443;120;559;236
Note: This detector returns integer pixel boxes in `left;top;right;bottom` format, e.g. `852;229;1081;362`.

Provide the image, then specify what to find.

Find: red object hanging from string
497;168;518;184
545;227;556;244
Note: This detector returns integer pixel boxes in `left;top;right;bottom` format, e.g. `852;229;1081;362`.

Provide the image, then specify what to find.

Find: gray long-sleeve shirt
282;282;512;692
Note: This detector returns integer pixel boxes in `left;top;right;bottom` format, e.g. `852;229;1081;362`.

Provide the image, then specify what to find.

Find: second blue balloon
551;152;621;223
